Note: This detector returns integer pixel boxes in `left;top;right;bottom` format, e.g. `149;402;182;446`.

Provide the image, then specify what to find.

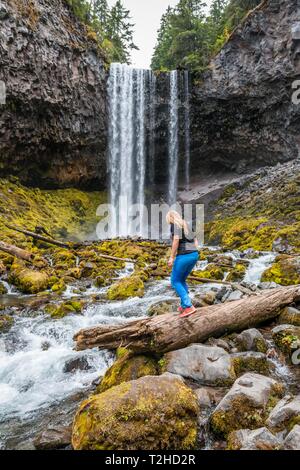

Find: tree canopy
66;0;138;64
151;0;261;72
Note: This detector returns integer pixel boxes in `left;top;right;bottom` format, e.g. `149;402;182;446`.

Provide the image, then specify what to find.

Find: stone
107;275;144;301
227;427;281;450
147;300;177;316
231;352;273;376
282;424;300;450
210;373;284;436
278;306;300;327
266;395;300;432
0;282;8;295
206;337;231;352
63;357;92;374
258;282;280;290
164;344;236;386
0;314;14;333
9;265;49;294
272;324;300;357
72;375;199;450
34;424;72;450
226;290;243;302
236;328;268;353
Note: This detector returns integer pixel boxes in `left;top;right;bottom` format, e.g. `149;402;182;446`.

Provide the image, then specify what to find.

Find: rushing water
168;70;179;206
243;252;276;285
184;70;191;190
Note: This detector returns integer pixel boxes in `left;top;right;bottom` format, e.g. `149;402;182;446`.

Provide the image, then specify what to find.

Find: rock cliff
0;0;108;189
190;0;300;175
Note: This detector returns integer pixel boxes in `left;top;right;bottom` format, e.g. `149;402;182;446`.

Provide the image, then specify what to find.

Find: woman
166;210;199;318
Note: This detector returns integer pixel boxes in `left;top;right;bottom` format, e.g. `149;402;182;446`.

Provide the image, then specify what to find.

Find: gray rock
258;282;279;290
211;373;284;436
228;427;282;450
164;344;236;386
227;290;243;302
278;306;300;327
236;328;268;353
282;424;300;450
206;337;231;352
272;325;300;356
231;351;272;376
266;395;300;432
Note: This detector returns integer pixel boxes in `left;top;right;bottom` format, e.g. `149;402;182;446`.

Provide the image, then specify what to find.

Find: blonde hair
166;210;189;237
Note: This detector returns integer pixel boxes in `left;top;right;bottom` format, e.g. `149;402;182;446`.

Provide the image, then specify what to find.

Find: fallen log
0;241;34;262
74;285;300;354
5;224;71;248
151;270;256;296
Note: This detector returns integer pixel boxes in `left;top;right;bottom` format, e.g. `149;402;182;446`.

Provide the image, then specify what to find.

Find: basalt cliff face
190;0;300;176
0;0;108;189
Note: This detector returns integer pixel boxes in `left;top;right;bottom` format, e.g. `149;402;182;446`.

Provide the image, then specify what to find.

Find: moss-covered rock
231;352;273;376
45;300;83;319
235;328;268;354
192;264;226;281
261;255;300;286
147;300;177;317
0;314;14;332
210;373;284;437
0;282;8;295
226;263;247;282
98;352;159;393
72;375;199;450
278;306;300;327
272;325;300;358
107;275;144;301
8;263;49;294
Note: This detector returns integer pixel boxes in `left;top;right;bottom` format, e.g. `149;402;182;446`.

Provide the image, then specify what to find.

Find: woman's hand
168;256;174;268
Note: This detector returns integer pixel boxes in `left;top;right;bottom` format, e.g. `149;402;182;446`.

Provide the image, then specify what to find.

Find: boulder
72;375;199;450
261;256;300;286
194;387;225;409
226;263;247;282
45;300;83;319
227;427;281;450
9;265;49;294
266;395;300;432
147;300;177;316
63;357;92;374
107;275;144;301
34;424;72;451
206;337;231;352
0;314;14;333
97;353;159;393
236;328;268;353
164;344;236;386
226;290;244;302
210;373;284;436
231;352;273;376
278;306;300;327
282;424;300;450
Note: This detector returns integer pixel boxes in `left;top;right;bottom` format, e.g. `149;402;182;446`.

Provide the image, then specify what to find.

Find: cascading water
168;70;179;207
184;70;191;190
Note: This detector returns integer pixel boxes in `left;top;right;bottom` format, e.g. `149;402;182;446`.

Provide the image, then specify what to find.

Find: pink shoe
178;307;184;313
179;306;196;318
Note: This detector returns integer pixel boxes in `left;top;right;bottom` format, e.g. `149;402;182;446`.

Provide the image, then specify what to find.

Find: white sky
108;0;213;69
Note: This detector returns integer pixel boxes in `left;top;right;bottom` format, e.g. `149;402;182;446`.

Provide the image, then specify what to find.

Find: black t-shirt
170;223;198;255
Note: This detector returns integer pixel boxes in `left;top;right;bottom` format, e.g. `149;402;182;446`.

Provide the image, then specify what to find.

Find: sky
108;0;213;69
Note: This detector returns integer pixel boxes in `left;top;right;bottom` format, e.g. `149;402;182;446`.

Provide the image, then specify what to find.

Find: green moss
231;354;272;376
72;376;199;450
107;275;145;301
226;263;247;282
192;263;226;281
261;255;300;286
45;299;83;319
98;353;159;393
0;282;8;295
0;314;14;332
8;262;49;294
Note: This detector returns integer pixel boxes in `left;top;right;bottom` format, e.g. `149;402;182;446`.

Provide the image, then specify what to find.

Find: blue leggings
171;252;199;308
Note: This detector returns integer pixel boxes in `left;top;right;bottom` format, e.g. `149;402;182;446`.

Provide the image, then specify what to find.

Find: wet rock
0;314;14;333
226;290;243;302
34;424;72;450
258;282;280;290
261;256;300;286
72;375;199;450
278;306;300;327
45;300;84;319
206;337;231;353
194;387;226;408
272;324;300;357
226;264;247;282
107;275;144;301
227;427;281;450
282;424;300;450
63;357;92;374
164;344;236;386
0;282;8;295
210;373;284;436
231;352;273;376
147;300;177;316
9;264;49;294
236;328;268;353
266;395;300;432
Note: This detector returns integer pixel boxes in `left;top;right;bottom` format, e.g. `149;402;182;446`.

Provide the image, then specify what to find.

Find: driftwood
151;270;256;296
0;241;34;262
5;224;71;248
74;286;300;354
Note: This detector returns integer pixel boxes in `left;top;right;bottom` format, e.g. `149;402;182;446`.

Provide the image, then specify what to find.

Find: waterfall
108;64;147;237
184;70;191;190
108;64;186;238
168;70;179;206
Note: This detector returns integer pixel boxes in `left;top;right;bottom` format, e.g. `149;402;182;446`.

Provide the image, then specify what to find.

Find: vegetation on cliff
66;0;138;63
151;0;261;72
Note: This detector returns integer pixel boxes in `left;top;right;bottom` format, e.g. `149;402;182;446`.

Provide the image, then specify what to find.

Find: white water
184;70;191;190
168;70;179;206
243;252;276;285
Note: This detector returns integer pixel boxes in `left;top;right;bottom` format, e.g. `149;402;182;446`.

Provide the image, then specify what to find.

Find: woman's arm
168;236;179;268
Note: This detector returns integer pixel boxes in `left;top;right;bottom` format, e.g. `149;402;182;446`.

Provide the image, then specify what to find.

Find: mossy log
0;240;34;262
74;286;300;354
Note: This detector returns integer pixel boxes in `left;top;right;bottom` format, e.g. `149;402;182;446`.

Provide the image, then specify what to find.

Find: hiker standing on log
166;210;199;318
